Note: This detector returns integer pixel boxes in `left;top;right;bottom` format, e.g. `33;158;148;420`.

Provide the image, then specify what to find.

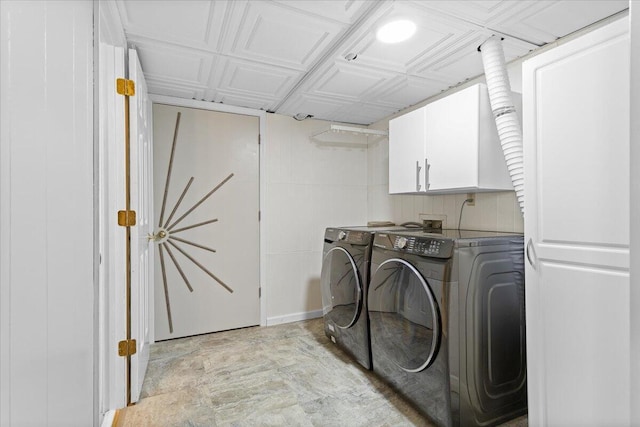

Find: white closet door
128;48;153;403
152;104;260;341
98;41;127;410
523;18;630;426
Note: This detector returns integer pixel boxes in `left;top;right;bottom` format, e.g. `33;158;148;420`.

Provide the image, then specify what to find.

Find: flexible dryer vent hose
479;36;525;216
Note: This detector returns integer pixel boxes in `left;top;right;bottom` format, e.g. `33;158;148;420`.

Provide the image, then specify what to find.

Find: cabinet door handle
425;158;430;190
526;238;537;269
416;161;422;191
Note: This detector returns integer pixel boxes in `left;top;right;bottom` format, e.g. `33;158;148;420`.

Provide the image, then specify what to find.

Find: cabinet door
389;107;426;193
425;85;479;191
523;18;629;426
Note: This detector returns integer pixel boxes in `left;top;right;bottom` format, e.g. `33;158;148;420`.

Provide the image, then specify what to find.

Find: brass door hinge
118;339;137;357
116;78;136;96
118;210;137;227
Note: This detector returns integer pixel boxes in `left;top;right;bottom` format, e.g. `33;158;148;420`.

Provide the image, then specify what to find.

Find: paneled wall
264;114;368;323
367;63;525;233
630;2;640;425
0;1;95;426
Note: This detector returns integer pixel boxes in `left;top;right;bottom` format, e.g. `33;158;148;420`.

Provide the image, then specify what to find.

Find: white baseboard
266;309;323;326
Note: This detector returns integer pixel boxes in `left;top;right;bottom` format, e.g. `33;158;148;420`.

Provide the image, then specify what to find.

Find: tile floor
117;318;528;427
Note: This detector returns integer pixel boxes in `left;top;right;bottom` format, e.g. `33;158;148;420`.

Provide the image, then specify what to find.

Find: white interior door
128;49;153;403
98;41;127;411
152;104;260;340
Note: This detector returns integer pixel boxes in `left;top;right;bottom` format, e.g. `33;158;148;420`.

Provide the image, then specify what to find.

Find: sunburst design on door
150;112;234;333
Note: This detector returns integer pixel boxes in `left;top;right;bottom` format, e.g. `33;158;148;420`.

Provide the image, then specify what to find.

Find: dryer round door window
368;258;441;372
321;247;362;329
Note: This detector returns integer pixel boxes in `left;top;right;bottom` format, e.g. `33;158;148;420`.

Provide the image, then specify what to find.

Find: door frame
148;94;267;340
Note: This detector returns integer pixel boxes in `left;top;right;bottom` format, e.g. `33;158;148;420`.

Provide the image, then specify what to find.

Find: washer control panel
325;228;370;245
392;235;454;258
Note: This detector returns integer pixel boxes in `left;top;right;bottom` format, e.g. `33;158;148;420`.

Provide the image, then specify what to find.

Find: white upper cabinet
389;107;427;193
425;83;516;192
389;83;516;194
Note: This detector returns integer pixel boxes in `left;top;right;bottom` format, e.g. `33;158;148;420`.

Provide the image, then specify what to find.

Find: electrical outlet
466;193;476;206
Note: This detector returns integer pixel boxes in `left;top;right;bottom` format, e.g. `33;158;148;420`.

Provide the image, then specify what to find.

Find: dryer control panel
374;233;454;259
396;236;454;258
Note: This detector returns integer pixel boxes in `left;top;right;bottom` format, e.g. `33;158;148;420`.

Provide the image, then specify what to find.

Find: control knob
338;231;347;240
397;237;408;249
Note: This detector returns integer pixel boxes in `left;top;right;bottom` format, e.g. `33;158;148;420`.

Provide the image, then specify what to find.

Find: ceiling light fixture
376;19;416;44
344;52;358;62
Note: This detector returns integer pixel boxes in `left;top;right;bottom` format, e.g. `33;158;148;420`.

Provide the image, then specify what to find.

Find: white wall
367;64;525;233
0;1;95;426
264;114;368;324
630;1;639;424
